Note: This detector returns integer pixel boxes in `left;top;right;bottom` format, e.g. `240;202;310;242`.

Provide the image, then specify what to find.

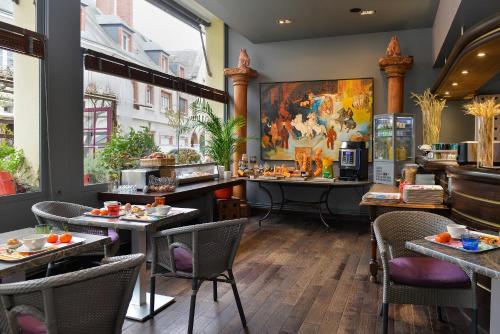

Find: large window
0;1;41;196
81;0;225;184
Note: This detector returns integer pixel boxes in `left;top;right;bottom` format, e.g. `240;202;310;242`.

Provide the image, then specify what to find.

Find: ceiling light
445;91;450;95
452;82;458;86
461;70;469;74
477;52;486;57
360;10;376;15
278;19;292;25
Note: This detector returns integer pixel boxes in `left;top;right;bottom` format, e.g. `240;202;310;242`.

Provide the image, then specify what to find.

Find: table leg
325;187;335;217
278;183;285;215
126;230;174;321
318;190;331;229
258;183;274;227
491;278;500;333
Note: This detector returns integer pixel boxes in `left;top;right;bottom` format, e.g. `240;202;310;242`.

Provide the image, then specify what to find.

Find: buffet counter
98;178;246;205
447;166;500;231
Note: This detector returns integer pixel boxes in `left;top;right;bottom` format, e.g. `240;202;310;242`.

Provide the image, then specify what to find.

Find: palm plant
191;99;245;171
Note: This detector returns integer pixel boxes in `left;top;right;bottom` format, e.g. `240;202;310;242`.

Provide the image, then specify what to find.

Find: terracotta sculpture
238;48;250;68
379;36;413;114
313;148;323;177
385;36;401;57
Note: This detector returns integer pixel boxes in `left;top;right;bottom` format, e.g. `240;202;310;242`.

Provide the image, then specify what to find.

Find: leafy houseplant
191;99;245;171
98;126;160;180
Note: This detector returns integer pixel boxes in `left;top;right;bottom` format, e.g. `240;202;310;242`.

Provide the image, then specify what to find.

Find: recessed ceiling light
278;18;292;25
445;91;450;95
360;10;376;15
452;82;458;86
461;70;469;74
477;52;486;57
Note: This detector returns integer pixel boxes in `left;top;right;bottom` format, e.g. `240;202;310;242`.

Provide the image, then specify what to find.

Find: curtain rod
83;48;228;104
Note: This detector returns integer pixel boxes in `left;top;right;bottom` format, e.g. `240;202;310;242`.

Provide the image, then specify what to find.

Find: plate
425;235;499;253
16;243;56;254
84;212;125;218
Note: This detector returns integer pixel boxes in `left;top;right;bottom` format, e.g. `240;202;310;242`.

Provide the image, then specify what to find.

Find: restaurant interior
0;0;499;333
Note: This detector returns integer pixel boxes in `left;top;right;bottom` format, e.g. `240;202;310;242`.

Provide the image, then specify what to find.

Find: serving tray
0;237;85;262
425;233;499;253
83;212;125;218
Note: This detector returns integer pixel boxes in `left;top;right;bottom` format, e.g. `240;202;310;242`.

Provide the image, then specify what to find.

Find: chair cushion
107;228;119;244
389;256;470;289
174;247;193;271
17;314;47;334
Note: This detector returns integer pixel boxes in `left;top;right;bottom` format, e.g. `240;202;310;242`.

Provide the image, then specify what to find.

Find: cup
402;164;418;185
224;171;232;179
35;224;52;235
106;203;121;217
155;196;166;206
461;234;480;251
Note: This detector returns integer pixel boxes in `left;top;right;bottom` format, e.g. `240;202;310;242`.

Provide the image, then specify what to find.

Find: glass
395;116;414;162
81;0;225;186
106;203;120;217
374;115;393;160
35;224;52;235
461;234;480;251
0;49;40;196
0;1;37;31
155;196;166;206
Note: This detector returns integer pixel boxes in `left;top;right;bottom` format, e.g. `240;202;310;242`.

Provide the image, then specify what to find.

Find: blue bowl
461;234;480;251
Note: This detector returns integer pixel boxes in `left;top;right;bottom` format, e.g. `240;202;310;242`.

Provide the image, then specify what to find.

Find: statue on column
238;48;250;69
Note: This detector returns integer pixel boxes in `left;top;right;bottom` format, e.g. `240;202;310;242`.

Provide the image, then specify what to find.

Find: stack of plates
362;192;401;204
403;185;444;204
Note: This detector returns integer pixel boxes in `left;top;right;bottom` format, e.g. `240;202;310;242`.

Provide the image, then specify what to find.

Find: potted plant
98;126;160;182
192;99;245;199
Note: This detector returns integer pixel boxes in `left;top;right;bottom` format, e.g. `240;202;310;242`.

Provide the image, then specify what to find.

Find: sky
133;0;202;52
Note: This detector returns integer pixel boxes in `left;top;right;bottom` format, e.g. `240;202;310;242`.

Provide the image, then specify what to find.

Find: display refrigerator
373;113;415;184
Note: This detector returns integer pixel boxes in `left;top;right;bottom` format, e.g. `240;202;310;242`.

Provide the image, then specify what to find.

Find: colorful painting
260;78;373;161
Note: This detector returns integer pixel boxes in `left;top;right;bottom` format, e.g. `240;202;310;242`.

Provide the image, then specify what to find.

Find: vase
224;171;232;179
476;116;494;168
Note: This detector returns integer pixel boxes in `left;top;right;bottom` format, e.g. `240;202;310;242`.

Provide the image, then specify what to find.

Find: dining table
0;228;111;283
406;238;500;333
69;206;200;321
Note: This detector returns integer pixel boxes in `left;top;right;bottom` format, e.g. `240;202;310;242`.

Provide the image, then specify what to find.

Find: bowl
145;207;156;215
155;205;171;216
447;224;467;239
22;234;47;251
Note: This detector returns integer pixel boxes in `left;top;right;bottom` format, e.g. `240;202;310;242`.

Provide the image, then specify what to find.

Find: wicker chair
0;254;144;334
150;218;248;334
32;201;120;258
373;211;477;334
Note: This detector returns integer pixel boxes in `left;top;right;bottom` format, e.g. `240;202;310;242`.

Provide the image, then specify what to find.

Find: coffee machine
339;141;368;181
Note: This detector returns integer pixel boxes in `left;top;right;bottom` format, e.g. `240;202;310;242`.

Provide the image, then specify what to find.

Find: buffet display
374;113;415;184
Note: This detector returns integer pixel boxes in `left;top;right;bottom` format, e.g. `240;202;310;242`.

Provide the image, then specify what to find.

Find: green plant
84;154;109;184
0;142;38;191
191;99;245;171
98;126;159;179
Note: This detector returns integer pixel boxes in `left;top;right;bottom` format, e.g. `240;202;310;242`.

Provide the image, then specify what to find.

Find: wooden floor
122;214;472;334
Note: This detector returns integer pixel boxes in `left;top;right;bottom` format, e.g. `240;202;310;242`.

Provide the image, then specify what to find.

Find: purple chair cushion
107;228;119;244
389;256;470;289
173;247;193;271
17;314;47;334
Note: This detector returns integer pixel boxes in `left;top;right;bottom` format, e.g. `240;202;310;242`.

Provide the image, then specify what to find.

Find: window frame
145;85;154;106
160;90;172;112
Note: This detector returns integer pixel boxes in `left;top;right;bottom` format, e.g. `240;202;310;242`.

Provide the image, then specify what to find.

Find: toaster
120;168;160;190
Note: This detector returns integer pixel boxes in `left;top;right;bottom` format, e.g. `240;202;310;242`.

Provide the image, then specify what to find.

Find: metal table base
257;181;368;229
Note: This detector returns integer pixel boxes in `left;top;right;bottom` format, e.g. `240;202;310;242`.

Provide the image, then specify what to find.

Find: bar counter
447;165;500;231
98;178;246;205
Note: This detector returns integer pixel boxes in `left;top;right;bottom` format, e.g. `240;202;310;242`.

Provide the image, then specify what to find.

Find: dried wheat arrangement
464;98;500;167
411;89;446;145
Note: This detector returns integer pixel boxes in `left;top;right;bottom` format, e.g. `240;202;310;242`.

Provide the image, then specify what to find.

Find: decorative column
378;36;413;113
224;49;257;199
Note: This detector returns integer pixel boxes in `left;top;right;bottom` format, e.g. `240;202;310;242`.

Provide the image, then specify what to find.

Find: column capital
378;55;414;77
224;67;258;86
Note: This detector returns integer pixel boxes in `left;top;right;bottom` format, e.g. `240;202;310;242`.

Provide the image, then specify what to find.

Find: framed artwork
260;78;373;161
